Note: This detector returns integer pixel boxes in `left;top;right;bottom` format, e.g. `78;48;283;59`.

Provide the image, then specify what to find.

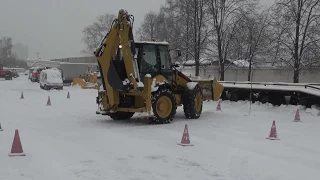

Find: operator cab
108;41;181;90
115;41;179;81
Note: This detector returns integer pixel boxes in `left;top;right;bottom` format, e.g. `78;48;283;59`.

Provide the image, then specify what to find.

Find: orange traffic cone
0;122;3;131
216;100;222;111
9;129;26;156
46;96;51;106
20;92;24;99
177;124;194;146
67;91;70;99
294;109;301;122
266;121;280;140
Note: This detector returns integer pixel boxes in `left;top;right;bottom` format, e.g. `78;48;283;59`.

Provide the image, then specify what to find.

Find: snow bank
71;84;83;89
233;59;250;67
186;75;216;81
2;76;320;180
186;82;198;90
306;105;320;117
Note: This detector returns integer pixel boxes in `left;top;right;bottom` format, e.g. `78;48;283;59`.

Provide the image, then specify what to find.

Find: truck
58;62;98;84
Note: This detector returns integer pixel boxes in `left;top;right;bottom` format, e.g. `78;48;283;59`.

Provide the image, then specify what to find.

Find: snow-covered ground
1;75;320;180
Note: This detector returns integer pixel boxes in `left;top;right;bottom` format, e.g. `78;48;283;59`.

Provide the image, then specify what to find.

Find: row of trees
0;36;27;68
138;0;320;83
81;0;320;83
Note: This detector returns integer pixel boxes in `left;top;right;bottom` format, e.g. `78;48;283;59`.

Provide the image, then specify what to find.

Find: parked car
30;67;45;82
39;69;63;90
11;70;19;78
0;66;13;80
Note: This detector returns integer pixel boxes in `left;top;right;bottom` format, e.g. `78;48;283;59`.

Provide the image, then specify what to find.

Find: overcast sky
0;0;274;60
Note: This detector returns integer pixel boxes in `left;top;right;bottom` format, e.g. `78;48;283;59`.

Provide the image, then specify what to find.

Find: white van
39;69;63;90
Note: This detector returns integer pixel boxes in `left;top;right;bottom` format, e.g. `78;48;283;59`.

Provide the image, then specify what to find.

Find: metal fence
179;66;320;83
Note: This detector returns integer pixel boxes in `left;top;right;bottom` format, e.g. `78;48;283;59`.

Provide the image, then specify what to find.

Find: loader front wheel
151;88;177;124
109;112;135;120
183;84;203;119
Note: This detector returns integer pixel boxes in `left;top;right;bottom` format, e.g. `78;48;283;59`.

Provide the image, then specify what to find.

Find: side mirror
177;49;182;57
172;62;180;68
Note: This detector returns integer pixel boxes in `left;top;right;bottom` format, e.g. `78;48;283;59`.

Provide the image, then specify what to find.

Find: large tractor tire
150;88;177;124
109;112;135;120
183;83;203;119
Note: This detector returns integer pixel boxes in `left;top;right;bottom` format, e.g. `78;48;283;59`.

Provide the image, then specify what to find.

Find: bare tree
0;37;23;67
137;11;159;41
169;0;209;75
272;0;320;83
170;0;195;63
192;0;209;76
137;0;209;74
0;37;13;65
81;13;116;54
158;1;180;46
237;6;273;81
207;0;258;81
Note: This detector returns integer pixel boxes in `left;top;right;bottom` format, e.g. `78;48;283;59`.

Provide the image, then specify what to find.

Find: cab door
139;44;160;78
157;45;173;82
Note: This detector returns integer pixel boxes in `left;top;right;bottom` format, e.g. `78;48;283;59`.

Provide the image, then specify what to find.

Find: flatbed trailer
219;81;320;108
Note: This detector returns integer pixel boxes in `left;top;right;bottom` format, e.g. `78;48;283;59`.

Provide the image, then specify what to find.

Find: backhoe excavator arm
94;9;140;109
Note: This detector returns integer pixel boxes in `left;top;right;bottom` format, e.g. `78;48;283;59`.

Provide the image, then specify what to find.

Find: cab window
140;44;158;73
158;45;172;72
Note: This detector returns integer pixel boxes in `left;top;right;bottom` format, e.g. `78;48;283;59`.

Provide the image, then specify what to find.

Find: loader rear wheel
109;112;135;120
183;84;203;119
150;88;177;124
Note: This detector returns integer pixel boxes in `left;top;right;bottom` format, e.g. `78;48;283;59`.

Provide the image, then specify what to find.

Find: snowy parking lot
1;75;320;180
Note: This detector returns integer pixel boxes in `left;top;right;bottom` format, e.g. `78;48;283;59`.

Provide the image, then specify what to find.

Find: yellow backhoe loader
95;9;224;124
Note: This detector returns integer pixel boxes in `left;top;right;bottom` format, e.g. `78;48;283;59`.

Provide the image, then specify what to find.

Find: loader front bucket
72;77;98;89
192;77;224;101
72;78;86;88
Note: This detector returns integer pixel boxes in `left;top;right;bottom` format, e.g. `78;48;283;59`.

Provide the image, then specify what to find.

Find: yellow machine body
94;9;224;124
